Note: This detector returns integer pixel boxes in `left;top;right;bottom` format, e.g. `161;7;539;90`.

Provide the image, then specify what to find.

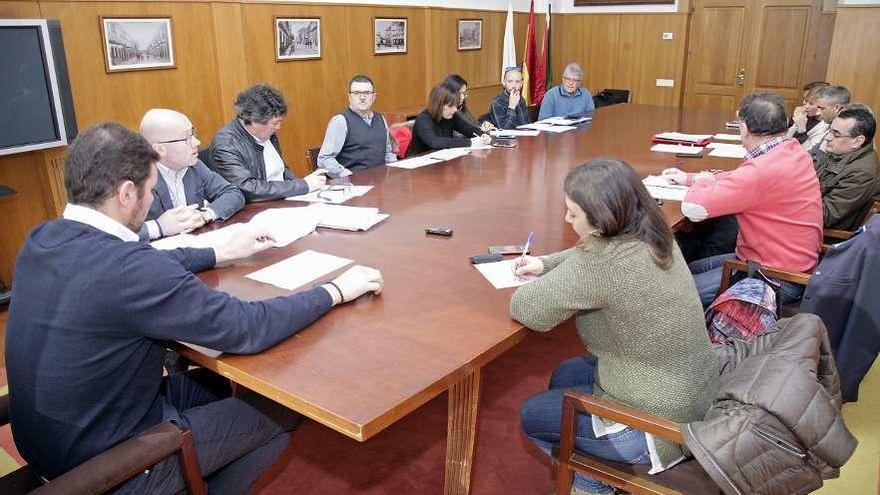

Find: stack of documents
713;133;741;141
490;129;541;137
151;207;317;250
540;116;592;126
386;147;471;170
287;185;373;204
650;143;703;155
642;175;689;201
305;203;389;231
246;249;354;291
706;142;746;159
518;123;577;133
652;132;713;145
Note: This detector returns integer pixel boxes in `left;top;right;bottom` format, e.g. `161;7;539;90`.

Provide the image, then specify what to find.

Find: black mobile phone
425;226;454;236
675;153;703;158
488;245;527;255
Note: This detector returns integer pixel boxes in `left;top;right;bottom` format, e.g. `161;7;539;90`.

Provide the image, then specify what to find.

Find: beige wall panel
827;7;880;116
38;2;225;138
616;14;688;106
553;14;620;96
211;2;249;124
0;1;40;17
687;93;738;110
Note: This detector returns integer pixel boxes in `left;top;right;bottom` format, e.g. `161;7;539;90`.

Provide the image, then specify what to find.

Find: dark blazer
138;160;245;241
205;119;308;203
800;214;880;401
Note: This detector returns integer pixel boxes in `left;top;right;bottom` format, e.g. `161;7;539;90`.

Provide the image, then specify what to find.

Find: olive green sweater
510;239;719;466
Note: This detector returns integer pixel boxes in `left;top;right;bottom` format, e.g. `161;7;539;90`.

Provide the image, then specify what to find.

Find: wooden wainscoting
826;6;880;115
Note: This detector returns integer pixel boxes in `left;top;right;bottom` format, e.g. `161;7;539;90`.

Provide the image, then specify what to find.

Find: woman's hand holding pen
471;133;492;146
513;255;544;278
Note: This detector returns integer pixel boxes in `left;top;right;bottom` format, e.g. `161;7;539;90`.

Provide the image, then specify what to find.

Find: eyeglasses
828;129;854;139
349;91;375;97
316;184;353;202
157;127;197;145
563;77;582;83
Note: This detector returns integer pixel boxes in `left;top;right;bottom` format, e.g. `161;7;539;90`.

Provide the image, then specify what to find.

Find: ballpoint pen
515;232;534;272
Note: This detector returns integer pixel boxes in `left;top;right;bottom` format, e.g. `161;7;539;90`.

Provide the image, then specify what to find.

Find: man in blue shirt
6;123;383;494
538;63;596;121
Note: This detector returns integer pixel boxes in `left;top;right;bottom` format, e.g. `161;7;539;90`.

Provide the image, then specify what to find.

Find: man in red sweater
663;92;823;306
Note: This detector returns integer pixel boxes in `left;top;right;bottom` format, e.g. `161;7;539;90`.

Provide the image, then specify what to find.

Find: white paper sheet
425;148;471;160
474;259;537;289
643;174;685;188
518;123;576;133
650;143;704;155
539;116;592;126
653;132;713;143
469;143;493;150
490;129;541;137
248;208;319;247
385;156;443;169
178;341;223;358
305;204;389;231
645;185;688;202
245;250;353;291
706;142;747;159
713;133;741;141
286;185;373;204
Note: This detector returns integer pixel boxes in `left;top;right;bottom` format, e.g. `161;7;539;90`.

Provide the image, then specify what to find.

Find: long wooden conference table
178;104;740;494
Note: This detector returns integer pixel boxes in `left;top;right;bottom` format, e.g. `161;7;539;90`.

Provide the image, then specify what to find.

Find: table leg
444;369;482;495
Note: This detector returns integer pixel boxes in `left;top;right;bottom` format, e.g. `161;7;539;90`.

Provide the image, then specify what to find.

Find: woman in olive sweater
406;83;491;157
511;158;719;495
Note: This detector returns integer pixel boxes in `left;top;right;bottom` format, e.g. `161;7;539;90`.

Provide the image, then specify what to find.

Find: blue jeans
114;368;302;495
689;253;805;307
520;356;650;494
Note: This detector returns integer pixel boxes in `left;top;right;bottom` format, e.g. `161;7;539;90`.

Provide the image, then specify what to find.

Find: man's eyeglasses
349;91;375;97
157;128;197;145
828;129;854;139
316;184;353;202
563;77;582;83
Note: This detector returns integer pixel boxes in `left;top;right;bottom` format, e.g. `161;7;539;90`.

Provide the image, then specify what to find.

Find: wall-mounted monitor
0;19;77;157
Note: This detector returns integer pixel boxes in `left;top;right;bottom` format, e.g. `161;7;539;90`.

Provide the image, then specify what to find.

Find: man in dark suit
138;108;245;241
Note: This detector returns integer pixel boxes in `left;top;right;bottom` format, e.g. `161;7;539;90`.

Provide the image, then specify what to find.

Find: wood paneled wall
826;6;880;118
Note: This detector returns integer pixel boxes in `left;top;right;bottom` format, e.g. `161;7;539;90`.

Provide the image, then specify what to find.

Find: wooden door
683;0;825;113
683;0;752;111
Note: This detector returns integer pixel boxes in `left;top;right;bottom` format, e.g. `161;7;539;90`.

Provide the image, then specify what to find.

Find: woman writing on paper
510;157;718;495
406;84;491;157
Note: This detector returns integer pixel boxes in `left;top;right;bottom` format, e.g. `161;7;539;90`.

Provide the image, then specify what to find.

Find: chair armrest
561;390;683;445
719;258;811;294
33;422;205;495
823;229;853;241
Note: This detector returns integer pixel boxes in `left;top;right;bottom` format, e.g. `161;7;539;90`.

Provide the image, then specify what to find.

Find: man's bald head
139;109;191;144
139;109;201;171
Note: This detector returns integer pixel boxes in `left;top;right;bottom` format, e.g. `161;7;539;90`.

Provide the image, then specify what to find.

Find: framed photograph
457;19;482;51
275;17;321;61
374;18;407;55
100;16;175;73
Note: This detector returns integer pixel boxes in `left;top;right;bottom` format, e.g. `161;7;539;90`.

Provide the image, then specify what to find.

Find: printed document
713;133;741;141
246;250;353;291
650;143;703;155
386;155;443;169
642;175;689;202
287;185;373;204
706;142;746;159
474;259;537;289
654;132;713;143
151;208;317;250
305;203;389;231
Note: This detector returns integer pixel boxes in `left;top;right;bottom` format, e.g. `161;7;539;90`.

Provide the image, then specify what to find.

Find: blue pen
516;232;534;271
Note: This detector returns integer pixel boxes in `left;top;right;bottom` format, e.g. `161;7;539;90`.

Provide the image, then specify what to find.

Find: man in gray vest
317;74;397;178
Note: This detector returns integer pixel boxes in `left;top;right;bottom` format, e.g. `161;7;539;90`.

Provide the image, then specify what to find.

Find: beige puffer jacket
682;313;858;495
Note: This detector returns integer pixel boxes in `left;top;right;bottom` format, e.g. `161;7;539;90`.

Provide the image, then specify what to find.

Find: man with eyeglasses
813;103;878;230
137;109;245;241
537;63;595;121
317;74;397;178
206;83;327;202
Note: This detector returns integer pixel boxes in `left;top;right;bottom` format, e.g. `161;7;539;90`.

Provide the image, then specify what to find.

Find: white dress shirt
63;203;139;242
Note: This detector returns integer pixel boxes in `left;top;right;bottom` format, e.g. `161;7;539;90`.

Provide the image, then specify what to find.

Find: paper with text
246;250;353;291
650;143;704;155
305;204;389;231
707;142;746;158
474;259;537;289
425;148;471;161
713;133;741;141
286;185;373;204
386;156;443;169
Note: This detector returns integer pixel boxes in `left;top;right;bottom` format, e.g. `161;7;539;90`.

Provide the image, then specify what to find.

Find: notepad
286;185;373;204
653;132;713;144
650;143;704;155
706;142;746;159
474;259;537;289
713;133;741;141
246;250;353;291
305;203;389;231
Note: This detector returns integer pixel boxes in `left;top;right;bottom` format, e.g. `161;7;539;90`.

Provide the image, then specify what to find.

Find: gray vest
336;108;388;172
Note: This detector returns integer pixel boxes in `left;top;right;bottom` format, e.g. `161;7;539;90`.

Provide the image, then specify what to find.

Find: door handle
736;69;746;87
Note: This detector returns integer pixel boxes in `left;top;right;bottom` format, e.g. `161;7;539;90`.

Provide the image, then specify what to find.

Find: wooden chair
556;390;721;495
304;146;320;172
824;198;880;242
527;104;540;123
0;395;206;495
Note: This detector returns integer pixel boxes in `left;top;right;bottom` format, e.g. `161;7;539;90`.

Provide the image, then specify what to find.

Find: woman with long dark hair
511;157;718;495
442;74;495;132
407;83;491;157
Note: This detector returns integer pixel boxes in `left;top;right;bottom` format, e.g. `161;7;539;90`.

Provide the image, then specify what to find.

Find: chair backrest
527;104;540;123
0;394;207;495
593;89;630;108
389;122;413;159
197;147;214;170
304;146;320;172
